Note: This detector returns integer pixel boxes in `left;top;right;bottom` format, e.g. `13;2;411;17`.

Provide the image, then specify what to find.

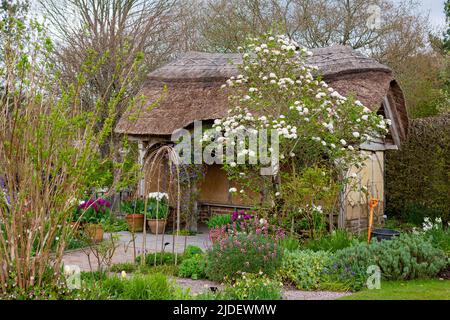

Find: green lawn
341;279;450;300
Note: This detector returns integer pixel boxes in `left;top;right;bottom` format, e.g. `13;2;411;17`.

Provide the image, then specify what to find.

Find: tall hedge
385;113;450;224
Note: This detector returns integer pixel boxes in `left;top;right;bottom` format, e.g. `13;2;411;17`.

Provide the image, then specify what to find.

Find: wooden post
138;141;146;197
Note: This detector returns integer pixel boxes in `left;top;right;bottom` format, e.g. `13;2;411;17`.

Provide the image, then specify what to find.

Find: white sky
31;0;448;29
395;0;447;27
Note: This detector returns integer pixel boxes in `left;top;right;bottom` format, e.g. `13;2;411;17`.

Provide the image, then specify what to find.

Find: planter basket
125;214;145;232
85;223;104;243
147;219;167;234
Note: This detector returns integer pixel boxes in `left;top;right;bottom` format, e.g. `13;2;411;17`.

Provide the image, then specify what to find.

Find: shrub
304;230;354;253
99;273;188;300
102;217;128;232
222;273;283;300
333;233;447;282
385;115;450;223
206;232;282;282
135;252;182;266
178;254;207;279
279;236;300;252
139;264;179;276
279;250;332;290
421;217;450;257
184;245;203;259
207;214;232;229
109;263;137;273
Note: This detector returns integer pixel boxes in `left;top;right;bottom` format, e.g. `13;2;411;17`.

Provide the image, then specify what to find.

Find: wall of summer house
138;137;387;233
344;150;385;233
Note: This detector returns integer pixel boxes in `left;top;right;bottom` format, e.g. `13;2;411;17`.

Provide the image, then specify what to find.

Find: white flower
348;146;355;151
352;132;360;138
148;192;168;201
240;189;245;194
229;187;237;193
275;192;280;197
269;72;277;78
340;139;347;146
361;115;369;121
259;218;267;225
289;152;295;157
249;87;258;93
230;162;237;167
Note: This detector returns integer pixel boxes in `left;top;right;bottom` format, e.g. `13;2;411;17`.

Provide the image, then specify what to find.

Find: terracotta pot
147;219;167;234
125;214;145;232
85;223;104;242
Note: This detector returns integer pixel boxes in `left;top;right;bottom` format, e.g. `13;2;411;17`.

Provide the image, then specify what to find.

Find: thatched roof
115;46;408;142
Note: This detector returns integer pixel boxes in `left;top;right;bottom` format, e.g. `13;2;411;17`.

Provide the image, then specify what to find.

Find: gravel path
283;289;351;300
63;230;210;271
174;278;352;300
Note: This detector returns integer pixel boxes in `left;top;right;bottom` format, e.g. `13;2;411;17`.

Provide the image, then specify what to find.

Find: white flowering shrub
203;34;390;226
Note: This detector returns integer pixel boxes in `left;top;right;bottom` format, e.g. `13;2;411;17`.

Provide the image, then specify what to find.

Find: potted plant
78;198;111;242
146;192;169;234
122;200;145;232
207;214;232;243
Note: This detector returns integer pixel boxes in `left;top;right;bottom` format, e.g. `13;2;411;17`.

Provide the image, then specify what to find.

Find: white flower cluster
412;217;448;234
148;192;168;201
212;33;390;169
422;217;443;231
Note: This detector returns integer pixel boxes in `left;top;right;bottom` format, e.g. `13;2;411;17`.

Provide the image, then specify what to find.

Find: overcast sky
31;0;447;29
398;0;447;27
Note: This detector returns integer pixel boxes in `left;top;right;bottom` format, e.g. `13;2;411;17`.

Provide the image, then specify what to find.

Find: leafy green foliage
333;234;448;282
304;230;354;253
222;273;283;300
207;214;232;229
279;236;300;252
135;252;182;266
109;263;137;273
124;197;169;219
102;217;128;232
206;233;282;282
386;116;450;224
422;219;450;257
279;250;332;290
184;245;203;258
89;273;189;300
178;254;207;280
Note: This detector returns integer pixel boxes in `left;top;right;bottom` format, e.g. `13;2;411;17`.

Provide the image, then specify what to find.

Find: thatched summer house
115;46;409;232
